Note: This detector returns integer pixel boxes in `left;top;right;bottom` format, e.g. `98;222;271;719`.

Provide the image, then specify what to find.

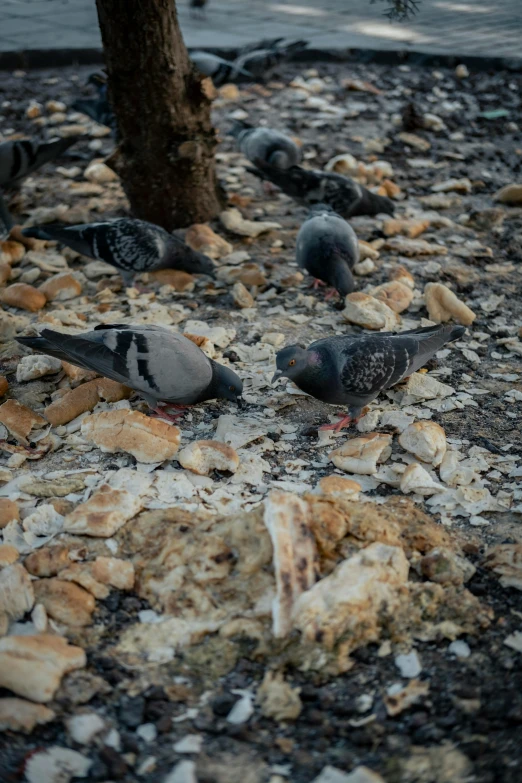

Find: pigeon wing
33;327;213;404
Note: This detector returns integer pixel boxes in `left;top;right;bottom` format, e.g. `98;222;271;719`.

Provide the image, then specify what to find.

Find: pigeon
272;324;465;431
229;120;301;169
22;218;215;286
190;52;252;86
247;163;395;218
231;39;308;81
190;0;208;17
296;204;358;298
0;136;80;232
17;324;244;419
73;72;116;133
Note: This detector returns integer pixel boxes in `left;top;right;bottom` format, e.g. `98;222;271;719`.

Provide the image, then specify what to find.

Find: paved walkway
0;0;520;60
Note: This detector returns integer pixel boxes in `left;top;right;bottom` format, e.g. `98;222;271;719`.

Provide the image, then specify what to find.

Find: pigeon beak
271;369;283;384
236;396;245;410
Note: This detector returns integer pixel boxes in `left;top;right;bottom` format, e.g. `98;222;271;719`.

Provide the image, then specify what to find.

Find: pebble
395;651;422;678
448;640;471;658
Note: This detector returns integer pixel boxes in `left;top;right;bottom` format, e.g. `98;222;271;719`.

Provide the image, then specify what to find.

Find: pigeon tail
17;332;76;365
0;192;13;236
268;150;290;168
34;136;81;168
356;187;395;217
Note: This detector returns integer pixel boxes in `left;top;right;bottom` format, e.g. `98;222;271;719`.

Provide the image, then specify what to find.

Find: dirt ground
0;57;521;783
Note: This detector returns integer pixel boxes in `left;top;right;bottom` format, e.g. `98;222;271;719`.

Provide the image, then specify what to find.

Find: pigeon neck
196;359;221;402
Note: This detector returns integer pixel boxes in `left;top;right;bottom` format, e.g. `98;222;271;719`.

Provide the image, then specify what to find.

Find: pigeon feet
150;404;186;423
324;287;338;301
311;278;326;290
319;414;353;433
262;181;279;196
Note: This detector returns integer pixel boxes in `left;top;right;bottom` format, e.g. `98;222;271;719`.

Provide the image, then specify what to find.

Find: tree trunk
95;0;223;230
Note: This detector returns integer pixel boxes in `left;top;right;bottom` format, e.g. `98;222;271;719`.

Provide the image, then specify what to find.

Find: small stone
0;698;55;734
493;184;522;205
395;650;422;678
84;161;118;183
431;178;472;194
185;224;232;259
382;218;430;238
163;760;197;783
0;263;12;284
177;439;240;476
25;747;91;783
232;281;255;308
0;376;8;397
173;734;203;753
423;113;446;131
312;767;385;783
342;292;399;331
398;132;431;151
136;722;158;742
385;237;447;256
455;64;469;78
257;671;302;721
67;712;105;744
46;100;67;113
26;100;42;119
34;579;95;627
1;282;47;311
16;354;62;382
448;640;471;658
357;240;380;261
39;272;83;301
424;282;476;326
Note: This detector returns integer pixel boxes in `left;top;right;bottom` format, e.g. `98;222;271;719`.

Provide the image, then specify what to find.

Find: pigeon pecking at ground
272;324;465;431
296;204;359;298
190;52;252;86
17;324;244;420
73;73;116;135
22;218;216;287
229;120;301;169
246;163;395;218
0;135;80;232
231;38;309;81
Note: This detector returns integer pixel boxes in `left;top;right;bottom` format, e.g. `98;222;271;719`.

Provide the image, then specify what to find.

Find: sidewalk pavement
0;0;520;61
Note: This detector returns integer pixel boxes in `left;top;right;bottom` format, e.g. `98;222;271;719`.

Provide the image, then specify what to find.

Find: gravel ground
0;58;521;783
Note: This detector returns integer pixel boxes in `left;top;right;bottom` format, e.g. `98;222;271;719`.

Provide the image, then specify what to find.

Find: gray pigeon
0;135;80;232
247;163;395;218
231;39;308;81
272;324;465;431
22;218;215;287
229;120;301;169
190;51;252;86
17;324;243;418
296;204;358;298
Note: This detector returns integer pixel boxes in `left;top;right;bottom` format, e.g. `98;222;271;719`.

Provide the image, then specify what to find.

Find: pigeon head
272;344;309;384
211;362;244;407
168;238;216;277
229;120;251;139
331;264;355;298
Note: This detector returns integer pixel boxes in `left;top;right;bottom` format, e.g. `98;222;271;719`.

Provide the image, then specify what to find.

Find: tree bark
95;0;223;230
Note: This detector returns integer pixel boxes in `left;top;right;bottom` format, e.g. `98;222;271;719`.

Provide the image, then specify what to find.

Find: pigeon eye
229;385;235;391
289;359;296;367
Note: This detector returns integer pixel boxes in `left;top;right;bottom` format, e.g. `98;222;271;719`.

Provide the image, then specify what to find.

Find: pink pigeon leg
319;414;353;432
